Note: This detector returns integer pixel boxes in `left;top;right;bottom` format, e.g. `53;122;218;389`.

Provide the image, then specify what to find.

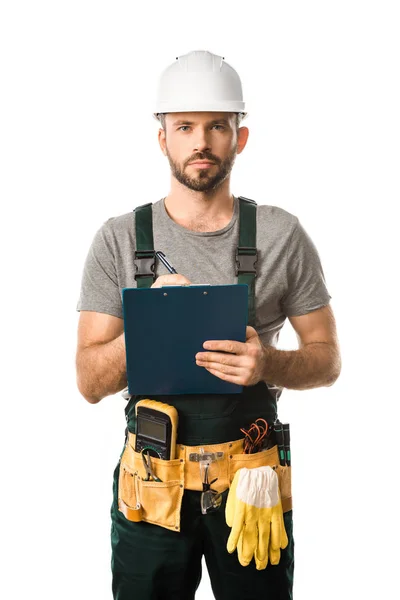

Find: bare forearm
76;333;127;403
262;342;341;391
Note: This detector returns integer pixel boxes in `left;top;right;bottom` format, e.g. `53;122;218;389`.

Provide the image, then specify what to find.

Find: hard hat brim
153;111;248;122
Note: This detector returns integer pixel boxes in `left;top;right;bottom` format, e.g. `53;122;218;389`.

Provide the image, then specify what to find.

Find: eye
212;125;225;130
178;126;190;132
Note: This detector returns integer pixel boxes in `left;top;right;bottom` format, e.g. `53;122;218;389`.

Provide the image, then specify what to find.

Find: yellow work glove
225;466;288;569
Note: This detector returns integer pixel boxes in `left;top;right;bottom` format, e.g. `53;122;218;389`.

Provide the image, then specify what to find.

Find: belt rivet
229;443;232;448
180;459;183;462
229;455;233;459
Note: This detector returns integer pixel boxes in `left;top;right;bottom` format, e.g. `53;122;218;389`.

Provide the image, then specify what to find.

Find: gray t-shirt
76;196;332;400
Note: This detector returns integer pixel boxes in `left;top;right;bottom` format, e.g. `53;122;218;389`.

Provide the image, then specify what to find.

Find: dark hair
157;113;244;132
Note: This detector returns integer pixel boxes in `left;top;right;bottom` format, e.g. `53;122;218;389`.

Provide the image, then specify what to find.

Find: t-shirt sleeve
281;218;332;316
76;220;123;319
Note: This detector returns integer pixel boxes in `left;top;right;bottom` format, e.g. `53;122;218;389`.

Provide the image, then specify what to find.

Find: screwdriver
283;423;291;467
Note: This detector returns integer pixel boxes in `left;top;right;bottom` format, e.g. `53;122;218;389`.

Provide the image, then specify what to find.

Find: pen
155;251;178;274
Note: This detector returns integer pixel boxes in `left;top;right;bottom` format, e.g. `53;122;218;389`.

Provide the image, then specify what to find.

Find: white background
1;1;399;598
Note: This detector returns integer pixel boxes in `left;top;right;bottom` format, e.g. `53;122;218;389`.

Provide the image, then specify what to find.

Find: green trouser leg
203;500;294;600
111;463;294;599
111;382;294;599
111;463;203;600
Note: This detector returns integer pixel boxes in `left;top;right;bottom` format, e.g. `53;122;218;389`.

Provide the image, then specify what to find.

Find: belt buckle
188;451;224;463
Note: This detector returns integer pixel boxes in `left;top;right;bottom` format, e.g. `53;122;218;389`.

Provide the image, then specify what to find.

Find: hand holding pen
150;251;192;288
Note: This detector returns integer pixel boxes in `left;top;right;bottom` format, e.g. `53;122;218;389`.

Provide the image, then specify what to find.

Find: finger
245;326;259;342
226;502;246;554
236;530;246;565
196;352;241;367
256;509;271;566
269;512;280;551
272;493;288;550
197;360;242;377
268;517;280;564
269;545;281;566
269;511;283;565
202;340;245;354
237;525;252;567
239;515;257;566
255;551;268;571
203;367;244;385
279;510;289;550
225;473;240;528
151;274;191;288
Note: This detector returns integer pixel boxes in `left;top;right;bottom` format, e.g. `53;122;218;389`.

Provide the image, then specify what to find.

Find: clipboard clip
160;284;211;287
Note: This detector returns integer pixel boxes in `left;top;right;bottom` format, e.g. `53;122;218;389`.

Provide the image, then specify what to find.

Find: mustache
186;153;220;166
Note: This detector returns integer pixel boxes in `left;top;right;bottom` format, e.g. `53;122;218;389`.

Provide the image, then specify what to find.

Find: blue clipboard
122;284;249;395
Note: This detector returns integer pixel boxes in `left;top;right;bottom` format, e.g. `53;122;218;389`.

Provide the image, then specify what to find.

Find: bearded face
159;112;241;195
165;144;238;193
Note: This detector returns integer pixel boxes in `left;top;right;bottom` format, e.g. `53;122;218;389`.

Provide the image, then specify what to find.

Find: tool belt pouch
228;446;292;513
118;434;292;532
118;434;185;532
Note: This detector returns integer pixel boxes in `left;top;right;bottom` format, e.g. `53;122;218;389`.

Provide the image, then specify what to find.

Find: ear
158;128;167;155
236;126;249;155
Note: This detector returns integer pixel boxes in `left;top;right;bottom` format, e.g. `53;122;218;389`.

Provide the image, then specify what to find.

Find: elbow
325;361;342;387
76;352;103;404
82;392;102;405
325;374;340;387
325;345;342;387
78;385;101;404
76;373;102;405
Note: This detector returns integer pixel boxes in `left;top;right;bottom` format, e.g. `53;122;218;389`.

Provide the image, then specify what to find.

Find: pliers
141;450;162;482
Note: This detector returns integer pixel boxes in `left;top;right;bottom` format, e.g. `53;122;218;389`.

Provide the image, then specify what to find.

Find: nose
193;127;212;153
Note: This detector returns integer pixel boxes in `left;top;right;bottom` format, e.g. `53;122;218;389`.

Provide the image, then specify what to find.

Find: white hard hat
153;50;247;120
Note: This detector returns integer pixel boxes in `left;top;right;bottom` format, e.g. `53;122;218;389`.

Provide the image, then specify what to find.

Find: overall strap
133;203;156;288
236;196;258;326
133;197;259;326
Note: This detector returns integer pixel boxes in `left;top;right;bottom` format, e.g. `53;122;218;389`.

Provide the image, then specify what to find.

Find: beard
165;145;237;193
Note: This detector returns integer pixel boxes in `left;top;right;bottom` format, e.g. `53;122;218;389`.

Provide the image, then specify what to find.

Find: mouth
188;161;216;169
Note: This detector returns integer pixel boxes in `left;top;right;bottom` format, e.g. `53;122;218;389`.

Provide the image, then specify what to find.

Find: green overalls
110;197;295;599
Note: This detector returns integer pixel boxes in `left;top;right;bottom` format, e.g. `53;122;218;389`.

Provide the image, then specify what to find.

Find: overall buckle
235;247;258;276
134;250;156;281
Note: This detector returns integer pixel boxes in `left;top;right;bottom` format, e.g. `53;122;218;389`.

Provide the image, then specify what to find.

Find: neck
164;178;235;231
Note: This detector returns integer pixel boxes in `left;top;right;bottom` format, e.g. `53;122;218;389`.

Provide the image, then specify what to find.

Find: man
76;50;341;599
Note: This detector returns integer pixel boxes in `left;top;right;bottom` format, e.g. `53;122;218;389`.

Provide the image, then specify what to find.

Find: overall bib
110;198;295;600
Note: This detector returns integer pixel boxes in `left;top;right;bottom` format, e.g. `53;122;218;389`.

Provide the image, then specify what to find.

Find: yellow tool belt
118;432;292;533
